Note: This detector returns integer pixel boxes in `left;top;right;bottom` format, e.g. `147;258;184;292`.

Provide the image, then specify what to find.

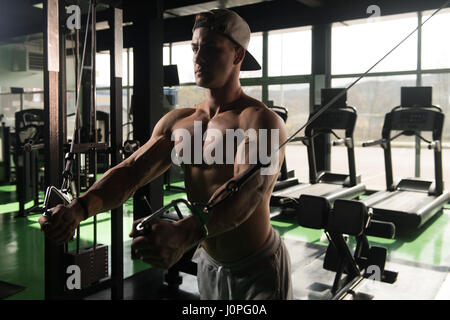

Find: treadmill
271;88;366;217
361;87;450;233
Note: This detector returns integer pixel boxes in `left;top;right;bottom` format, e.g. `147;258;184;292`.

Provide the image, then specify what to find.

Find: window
127;49;134;86
268;84;310;183
332;75;418;190
174;85;206;108
172;41;195;84
96;50;132;88
96;52;111;87
422;8;450;70
422;73;450;142
163;45;170;66
268;27;312;76
268;83;310;137
240;33;263;79
0;93;19;127
66;91;76;141
242;86;262;101
332;75;416;143
332;13;417;75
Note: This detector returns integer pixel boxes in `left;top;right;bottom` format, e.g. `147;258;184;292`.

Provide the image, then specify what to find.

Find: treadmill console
389;87;443;132
401;86;432;107
391;108;442;132
321;88;347;108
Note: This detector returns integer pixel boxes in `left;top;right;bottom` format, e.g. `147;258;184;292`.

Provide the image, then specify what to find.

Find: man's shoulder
239;101;285;131
165;106;197;119
155;107;197;136
160;107;197;126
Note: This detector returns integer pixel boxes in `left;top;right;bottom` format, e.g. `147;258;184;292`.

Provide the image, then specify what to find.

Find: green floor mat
1;182;449;300
270;208;450;267
0;184;187;300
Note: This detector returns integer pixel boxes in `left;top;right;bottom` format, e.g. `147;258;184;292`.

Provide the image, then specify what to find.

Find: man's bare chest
170;113;246;165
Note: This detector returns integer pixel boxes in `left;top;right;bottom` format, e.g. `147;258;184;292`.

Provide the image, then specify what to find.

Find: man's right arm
78;132;173;219
77;107;190;218
39;108;189;243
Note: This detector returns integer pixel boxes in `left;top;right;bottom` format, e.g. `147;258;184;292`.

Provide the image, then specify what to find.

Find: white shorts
195;227;293;300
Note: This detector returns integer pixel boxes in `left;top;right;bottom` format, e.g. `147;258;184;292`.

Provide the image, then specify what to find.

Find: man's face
191;27;240;88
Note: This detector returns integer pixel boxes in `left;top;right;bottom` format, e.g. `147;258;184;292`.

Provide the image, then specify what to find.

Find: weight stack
65;244;109;289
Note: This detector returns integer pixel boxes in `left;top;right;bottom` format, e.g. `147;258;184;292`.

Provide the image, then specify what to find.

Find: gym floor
1;167;449;300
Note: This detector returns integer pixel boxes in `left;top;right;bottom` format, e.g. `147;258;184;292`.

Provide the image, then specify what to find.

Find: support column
43;0;64;300
311;23;332;173
415;12;423;178
109;7;124;300
131;0;164;220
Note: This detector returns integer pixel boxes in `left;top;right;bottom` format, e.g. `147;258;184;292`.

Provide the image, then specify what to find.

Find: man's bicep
234;110;287;178
122;115;175;188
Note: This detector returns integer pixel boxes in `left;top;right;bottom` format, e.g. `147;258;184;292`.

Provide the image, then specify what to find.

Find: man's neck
203;80;244;117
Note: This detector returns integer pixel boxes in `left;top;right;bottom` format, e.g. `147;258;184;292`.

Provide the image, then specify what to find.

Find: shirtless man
39;8;293;300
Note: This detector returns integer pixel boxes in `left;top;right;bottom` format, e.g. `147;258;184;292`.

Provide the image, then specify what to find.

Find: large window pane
332;75;419;189
23;90;44;109
332;75;416;142
422;8;450;70
123;88;132;141
128;49;134;86
269;84;309;183
0;93;20;127
268;83;309;138
268;27;312;76
172;41;195;84
66;91;76;141
163;45;170;66
93;89;130;143
0;89;44;128
332;13;417;75
96;52;110;87
242;86;262;101
240;33;263;79
422;73;450;142
96;50;132;88
175;85;206;108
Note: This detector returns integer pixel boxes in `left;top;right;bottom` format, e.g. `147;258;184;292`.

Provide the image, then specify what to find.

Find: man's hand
38;200;85;244
130;216;202;269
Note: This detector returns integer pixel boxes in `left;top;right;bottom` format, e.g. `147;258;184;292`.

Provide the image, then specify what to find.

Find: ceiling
0;0;449;49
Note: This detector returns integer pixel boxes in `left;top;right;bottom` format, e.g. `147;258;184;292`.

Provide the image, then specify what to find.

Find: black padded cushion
366;220;396;239
297;195;330;229
327;199;368;236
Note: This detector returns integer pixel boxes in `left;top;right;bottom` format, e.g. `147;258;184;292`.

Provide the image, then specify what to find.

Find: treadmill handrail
305;106;359;186
381;105;445;194
392;104;442;112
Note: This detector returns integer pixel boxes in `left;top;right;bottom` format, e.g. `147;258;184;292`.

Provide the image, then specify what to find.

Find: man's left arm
199;108;287;237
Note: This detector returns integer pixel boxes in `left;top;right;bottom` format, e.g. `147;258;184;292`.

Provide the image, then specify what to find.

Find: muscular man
39;9;293;300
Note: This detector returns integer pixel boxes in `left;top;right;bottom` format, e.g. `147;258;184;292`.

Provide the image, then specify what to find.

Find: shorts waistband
199;227;281;271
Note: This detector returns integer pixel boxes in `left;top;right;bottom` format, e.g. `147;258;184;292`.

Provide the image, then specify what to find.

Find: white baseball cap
192;8;261;71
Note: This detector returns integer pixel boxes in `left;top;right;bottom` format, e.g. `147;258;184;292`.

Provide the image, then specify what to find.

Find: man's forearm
75;135;173;219
204;170;270;237
77;164;138;218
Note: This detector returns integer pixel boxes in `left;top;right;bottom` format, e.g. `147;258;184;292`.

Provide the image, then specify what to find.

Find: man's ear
234;46;246;66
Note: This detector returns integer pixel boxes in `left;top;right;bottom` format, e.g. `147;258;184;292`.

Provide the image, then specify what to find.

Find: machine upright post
43;0;65;300
132;0;164;220
109;6;124;300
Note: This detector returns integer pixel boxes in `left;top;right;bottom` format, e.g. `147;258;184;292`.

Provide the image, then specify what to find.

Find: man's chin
195;78;213;88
